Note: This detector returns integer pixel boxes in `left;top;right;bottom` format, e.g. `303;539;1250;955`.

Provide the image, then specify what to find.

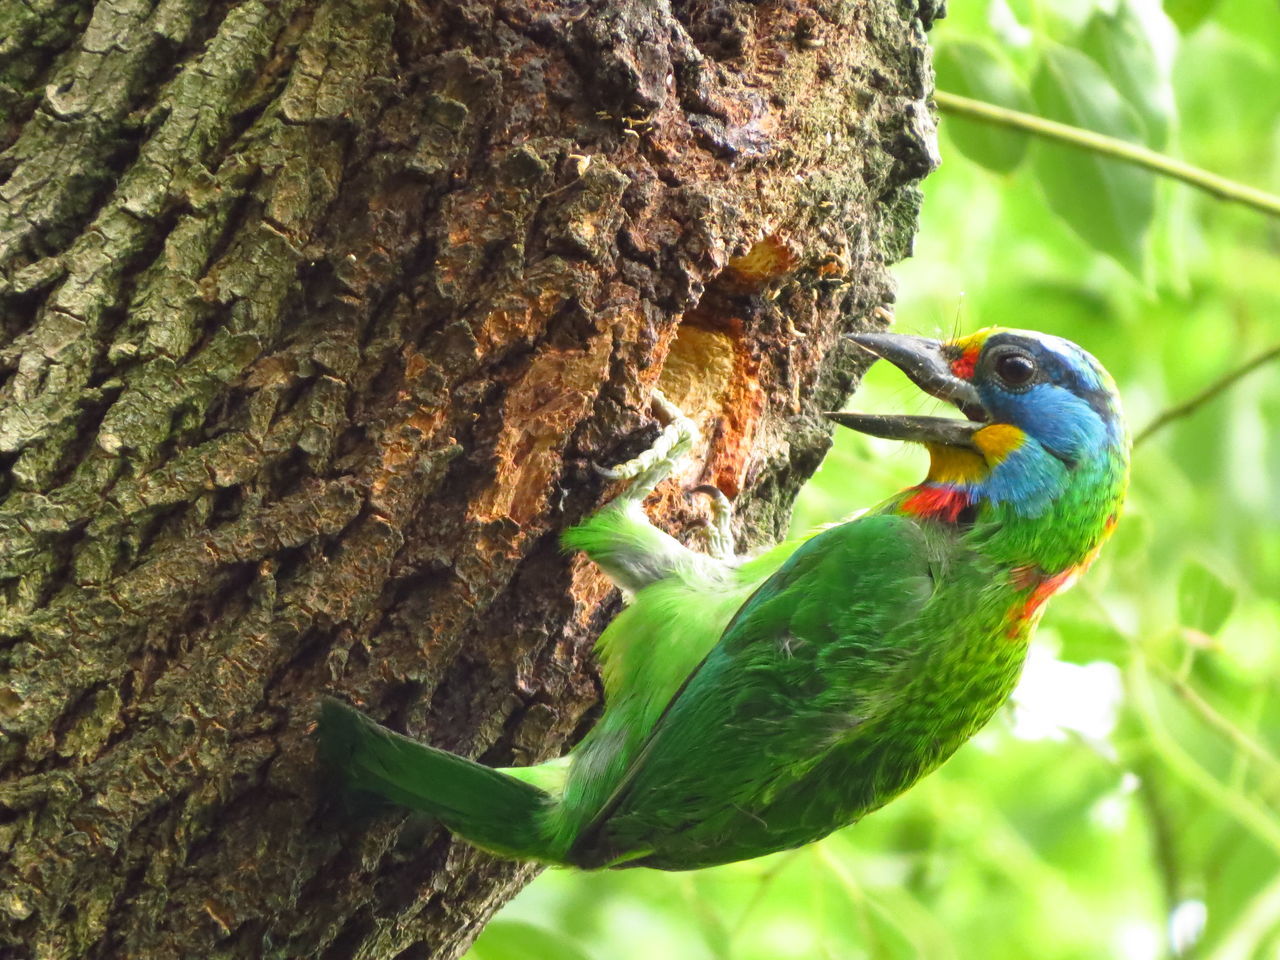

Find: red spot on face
901;485;972;523
949;347;980;380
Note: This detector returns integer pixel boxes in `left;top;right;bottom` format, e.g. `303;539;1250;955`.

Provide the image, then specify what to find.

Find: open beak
825;332;987;447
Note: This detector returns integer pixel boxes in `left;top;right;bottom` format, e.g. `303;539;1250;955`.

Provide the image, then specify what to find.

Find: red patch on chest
901;486;972;523
1005;567;1077;638
1020;569;1075;619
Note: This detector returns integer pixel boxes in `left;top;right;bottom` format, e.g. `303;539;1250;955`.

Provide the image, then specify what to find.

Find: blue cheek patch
982;383;1113;458
976;443;1069;518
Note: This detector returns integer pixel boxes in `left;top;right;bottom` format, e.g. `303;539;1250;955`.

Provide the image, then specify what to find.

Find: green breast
737;556;1029;864
610;522;1034;871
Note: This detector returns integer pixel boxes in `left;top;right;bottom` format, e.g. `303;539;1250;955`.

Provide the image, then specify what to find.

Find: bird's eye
994;351;1036;387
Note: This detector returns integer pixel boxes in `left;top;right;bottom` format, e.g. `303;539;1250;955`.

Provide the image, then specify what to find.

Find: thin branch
1145;656;1280;783
934;91;1280;219
729;848;802;939
1131;755;1182;955
1126;660;1280;857
817;845;946;959
1213;869;1280;960
681;874;734;960
1135;342;1280;446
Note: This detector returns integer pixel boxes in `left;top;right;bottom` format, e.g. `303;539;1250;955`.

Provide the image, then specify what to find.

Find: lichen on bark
0;0;939;956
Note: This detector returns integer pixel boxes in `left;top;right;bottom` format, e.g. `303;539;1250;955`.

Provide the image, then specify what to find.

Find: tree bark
0;0;937;957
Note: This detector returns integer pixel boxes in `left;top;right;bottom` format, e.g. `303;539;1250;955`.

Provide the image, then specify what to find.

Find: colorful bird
318;327;1129;870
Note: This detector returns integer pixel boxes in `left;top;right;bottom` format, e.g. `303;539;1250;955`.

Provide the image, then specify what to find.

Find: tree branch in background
1126;661;1280;858
1135;342;1280;446
934;91;1280;219
1145;658;1280;785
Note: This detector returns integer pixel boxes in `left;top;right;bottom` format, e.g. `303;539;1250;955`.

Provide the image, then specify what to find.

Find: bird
317;326;1130;870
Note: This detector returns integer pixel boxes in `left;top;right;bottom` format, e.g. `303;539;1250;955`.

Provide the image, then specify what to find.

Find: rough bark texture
0;0;938;957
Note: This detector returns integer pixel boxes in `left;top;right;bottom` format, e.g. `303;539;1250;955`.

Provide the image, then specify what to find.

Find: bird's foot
690;484;735;560
595;389;698;503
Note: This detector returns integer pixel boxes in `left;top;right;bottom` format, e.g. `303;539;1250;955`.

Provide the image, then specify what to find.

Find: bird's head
829;327;1129;569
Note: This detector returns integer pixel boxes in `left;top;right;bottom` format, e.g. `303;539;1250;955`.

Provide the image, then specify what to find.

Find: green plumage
316;699;554;859
318;328;1130;870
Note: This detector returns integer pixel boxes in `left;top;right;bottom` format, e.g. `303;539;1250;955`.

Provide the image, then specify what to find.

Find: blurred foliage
469;1;1280;958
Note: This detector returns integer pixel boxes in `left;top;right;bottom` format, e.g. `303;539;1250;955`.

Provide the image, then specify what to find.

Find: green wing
568;513;940;869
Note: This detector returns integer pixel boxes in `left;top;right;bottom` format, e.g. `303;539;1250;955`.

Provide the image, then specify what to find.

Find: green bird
318;326;1129;870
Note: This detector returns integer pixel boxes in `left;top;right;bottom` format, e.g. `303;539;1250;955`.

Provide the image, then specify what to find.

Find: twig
816;845;945;959
729;848;802;939
1134;342;1280;446
1212;869;1280;960
1126;661;1280;857
934;91;1280;219
682;873;734;960
1145;657;1280;782
1130;755;1181;957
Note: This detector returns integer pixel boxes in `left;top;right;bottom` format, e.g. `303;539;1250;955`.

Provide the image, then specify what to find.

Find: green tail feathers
317;699;556;861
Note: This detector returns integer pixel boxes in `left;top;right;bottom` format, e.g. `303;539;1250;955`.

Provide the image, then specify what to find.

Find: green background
470;1;1280;957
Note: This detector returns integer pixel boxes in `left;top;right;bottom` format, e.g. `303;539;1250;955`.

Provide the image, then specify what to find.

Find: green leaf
1164;0;1222;32
468;921;595;960
934;40;1035;173
1081;3;1176;147
1030;44;1155;273
1177;561;1236;635
1055;615;1128;665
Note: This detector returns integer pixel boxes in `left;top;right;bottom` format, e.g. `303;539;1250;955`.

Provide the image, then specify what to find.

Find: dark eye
995;351;1036;387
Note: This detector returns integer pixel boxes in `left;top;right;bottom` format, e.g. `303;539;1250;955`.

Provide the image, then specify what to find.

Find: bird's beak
825;332;987;447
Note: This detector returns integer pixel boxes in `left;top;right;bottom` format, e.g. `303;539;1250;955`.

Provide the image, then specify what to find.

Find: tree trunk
0;0;936;956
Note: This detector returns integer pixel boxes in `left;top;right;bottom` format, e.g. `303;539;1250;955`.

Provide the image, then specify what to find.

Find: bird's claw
593;461;626;480
689;484;735;560
595;388;699;503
